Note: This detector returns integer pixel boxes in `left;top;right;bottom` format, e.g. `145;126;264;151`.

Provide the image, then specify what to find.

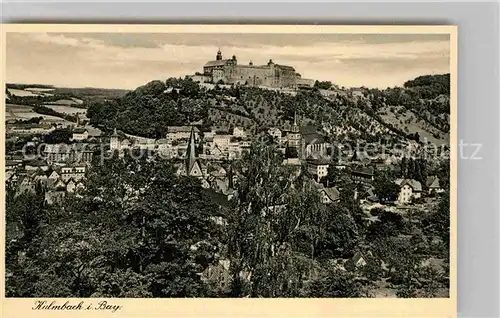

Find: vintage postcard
1;24;457;317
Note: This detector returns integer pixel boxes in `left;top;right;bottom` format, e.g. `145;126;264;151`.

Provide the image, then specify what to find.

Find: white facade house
166;126;200;143
307;159;330;182
395;178;422;204
213;134;232;151
232;127;246;138
268;127;282;142
72;128;89;141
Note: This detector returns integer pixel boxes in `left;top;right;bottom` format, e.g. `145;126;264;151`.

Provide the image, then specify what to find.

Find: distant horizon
6;72;451;92
7;33;450;90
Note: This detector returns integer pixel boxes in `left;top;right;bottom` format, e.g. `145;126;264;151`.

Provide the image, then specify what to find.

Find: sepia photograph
2;25;455;310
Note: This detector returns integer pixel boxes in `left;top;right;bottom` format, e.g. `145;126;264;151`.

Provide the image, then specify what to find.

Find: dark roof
73;128;88;134
276;64;296;71
26;159;48;167
322;187;340;201
395;178;422;192
168;126;200;134
204;60;232;67
6;160;20;166
426;176;441;188
299;125;319;135
352;167;374;177
307;158;330;166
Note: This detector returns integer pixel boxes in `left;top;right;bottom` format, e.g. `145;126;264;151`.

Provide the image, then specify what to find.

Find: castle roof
276;64;295;71
204;60;232;67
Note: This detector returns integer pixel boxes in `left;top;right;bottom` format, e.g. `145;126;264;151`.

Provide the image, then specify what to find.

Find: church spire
186;126;197;174
216;48;222;61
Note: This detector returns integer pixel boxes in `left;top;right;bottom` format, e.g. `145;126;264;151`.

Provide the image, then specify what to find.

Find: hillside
84;74;450;145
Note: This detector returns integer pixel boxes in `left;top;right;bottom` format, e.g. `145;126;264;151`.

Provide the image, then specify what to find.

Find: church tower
216;49;222;61
110;128;120;151
185;126;203;177
288;112;301;148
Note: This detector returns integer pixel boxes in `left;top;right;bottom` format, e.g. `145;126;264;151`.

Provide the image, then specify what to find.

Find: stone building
197;49;313;89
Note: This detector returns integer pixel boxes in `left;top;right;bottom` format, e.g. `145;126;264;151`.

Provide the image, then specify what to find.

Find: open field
25;87;56;92
42;104;87;115
7;88;39;97
45;98;84;106
7;84;129;104
5;104;72;124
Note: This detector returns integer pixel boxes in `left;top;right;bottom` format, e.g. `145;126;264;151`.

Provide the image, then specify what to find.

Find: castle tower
110;128;120;151
216;49;222;61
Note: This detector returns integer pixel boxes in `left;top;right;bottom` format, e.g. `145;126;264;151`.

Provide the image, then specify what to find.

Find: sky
6;32;450;90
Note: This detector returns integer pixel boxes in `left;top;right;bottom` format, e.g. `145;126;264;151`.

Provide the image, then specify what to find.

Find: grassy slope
377;105;449;145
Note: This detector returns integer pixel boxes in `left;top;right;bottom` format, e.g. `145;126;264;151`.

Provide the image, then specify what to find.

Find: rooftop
168;126;200;134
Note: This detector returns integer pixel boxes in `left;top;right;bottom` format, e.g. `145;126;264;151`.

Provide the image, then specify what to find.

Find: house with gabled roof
395;178;422;204
54;179;67;191
426;176;444;194
318;186;340;204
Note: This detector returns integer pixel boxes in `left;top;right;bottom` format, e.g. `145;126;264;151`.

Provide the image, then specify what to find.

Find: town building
395;178;423;204
232;126;247;138
318;186;340;204
301;126;329;158
351;167;375;184
60;164;86;182
166;126;200;143
267;127;282;143
307;158;330;182
71;127;89;141
426;176;444;194
44;143;94;164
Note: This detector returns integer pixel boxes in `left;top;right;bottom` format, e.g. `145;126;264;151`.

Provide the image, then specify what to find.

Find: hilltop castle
189;49;315;89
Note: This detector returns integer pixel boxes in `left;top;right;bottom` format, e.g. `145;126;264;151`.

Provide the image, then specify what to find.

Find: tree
373;175;399;203
227;138;328;297
5;153;223;297
322;164;340;186
44;128;72;144
313;81;333;90
422;189;450;249
304;265;370;297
